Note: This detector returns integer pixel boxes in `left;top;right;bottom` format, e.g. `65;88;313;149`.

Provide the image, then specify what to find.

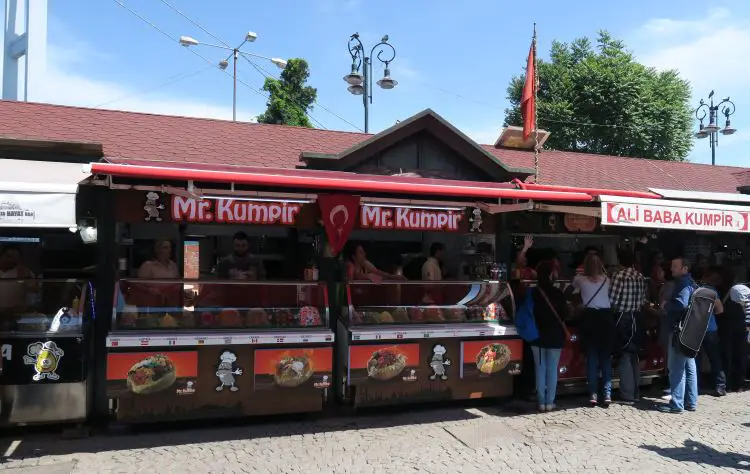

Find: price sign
223;337;232;345
250;337;259;344
374;334;382;340
423;333;431;339
353;334;360;341
396;332;404;339
167;338;176;346
275;336;285;344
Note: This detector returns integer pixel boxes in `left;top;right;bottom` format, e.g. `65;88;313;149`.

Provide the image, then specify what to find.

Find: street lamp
179;32;287;121
694;90;737;166
343;33;397;133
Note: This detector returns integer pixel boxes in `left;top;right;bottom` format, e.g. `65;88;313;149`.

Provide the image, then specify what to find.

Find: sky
33;0;750;167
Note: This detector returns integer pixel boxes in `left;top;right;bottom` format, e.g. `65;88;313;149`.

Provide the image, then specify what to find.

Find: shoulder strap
584;278;607;308
537;287;571;339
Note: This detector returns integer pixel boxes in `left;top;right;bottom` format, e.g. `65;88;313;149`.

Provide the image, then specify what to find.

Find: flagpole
533;23;540;183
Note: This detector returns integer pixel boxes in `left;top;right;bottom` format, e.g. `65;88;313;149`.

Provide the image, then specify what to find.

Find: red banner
318;194;360;254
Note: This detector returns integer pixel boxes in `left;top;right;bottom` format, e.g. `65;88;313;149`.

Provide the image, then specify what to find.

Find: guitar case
675;286;717;358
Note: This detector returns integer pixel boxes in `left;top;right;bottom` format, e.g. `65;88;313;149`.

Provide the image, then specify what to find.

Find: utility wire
93;65;212;108
158;0;358;131
241;55;363;131
111;0;322;125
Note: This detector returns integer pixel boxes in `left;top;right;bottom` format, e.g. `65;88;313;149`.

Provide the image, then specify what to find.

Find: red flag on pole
521;31;537;140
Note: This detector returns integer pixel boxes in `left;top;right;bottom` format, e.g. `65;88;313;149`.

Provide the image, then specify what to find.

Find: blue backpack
516;288;539;342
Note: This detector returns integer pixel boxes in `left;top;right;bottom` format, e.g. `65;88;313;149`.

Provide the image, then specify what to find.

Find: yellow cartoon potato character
23;341;64;381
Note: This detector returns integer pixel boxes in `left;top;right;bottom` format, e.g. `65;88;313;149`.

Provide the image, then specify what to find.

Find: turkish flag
521;39;536;140
317;194;360;254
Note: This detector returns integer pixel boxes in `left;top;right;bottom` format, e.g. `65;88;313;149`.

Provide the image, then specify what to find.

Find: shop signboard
601;197;750;233
0;337;85;385
359;205;463;232
0;192;76;228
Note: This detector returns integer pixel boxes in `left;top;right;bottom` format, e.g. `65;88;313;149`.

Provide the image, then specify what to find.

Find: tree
257;58;317;127
504;31;693;161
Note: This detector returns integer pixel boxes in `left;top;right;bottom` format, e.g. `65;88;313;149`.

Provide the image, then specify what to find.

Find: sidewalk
1;392;748;473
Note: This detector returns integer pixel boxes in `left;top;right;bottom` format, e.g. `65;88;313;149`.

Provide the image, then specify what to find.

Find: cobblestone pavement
1;391;748;473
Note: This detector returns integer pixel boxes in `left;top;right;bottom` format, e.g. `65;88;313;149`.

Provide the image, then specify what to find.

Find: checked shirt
609;266;648;313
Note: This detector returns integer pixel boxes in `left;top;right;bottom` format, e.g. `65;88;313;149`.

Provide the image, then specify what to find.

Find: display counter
337;280;521;407
106;279;334;422
0;278;90;425
520;279;665;393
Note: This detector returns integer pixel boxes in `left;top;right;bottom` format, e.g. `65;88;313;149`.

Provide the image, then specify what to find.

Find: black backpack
673;286;717;358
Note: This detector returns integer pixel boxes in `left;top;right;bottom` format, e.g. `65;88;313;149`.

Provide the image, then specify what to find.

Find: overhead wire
110;0;325;126
158;0;356;130
92;65;212;108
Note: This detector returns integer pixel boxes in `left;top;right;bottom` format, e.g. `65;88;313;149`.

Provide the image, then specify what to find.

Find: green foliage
257;58;317;127
504;31;693;161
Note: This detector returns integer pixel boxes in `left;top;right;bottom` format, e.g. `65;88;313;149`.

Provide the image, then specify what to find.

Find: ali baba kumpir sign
145;194;466;232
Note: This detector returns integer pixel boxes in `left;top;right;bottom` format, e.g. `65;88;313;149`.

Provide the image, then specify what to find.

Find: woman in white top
571;254;615;406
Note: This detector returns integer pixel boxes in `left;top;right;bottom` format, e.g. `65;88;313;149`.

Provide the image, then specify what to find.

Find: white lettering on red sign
602;201;750;233
171;196;301;225
359;206;462;231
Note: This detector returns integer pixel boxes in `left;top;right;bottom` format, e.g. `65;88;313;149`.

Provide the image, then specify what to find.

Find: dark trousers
699;331;726;390
720;326;748;391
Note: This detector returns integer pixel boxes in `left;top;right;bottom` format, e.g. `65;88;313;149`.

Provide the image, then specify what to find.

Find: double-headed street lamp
343;33;397;133
694;90;737;166
180;32;287;121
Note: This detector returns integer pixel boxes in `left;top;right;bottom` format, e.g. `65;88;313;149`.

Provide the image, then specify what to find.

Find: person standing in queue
719;269;750;392
609;250;648;404
570;254;614;407
217;232;266;280
514;235;537;280
697;268;726;397
422;242;444;281
656;256;699;414
530;260;569;412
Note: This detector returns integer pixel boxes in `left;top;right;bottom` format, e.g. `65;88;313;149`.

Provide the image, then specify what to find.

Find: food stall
0;159;94;426
334;202;521;407
105;191;335;422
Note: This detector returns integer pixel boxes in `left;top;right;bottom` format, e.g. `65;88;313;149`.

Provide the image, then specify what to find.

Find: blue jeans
530;346;562;406
586;346;612;399
667;343;698;411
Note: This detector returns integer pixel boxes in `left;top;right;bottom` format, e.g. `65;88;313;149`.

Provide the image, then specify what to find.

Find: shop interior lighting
202;195;312;204
362;203;465;212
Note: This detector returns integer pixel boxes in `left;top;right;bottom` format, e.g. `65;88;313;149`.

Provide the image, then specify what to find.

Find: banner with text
359;205;463;232
601;200;750;233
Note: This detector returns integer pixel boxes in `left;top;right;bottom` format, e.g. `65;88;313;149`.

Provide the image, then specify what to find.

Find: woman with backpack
570;254;615;406
529;260;570;412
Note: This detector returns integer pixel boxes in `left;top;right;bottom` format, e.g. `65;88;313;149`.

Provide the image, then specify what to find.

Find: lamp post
343;33;397;133
179;32;287;121
694;90;737;166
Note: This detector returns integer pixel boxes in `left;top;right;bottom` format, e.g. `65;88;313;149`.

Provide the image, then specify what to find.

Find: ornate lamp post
694;90;737;166
343;33;397;133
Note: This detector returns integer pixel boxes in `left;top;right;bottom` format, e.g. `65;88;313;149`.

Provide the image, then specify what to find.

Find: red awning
85;161;594;202
514;180;661;199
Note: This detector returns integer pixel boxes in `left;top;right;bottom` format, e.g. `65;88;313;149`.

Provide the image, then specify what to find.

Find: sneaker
537;404;546;412
655;404;683;414
545;404;556;411
716;387;727;397
604;396;612;404
619;399;635;406
589;394;598;405
685;406;697;412
661;393;673;402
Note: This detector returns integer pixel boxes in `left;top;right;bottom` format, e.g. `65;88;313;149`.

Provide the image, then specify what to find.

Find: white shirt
421;257;442;281
572;275;611;309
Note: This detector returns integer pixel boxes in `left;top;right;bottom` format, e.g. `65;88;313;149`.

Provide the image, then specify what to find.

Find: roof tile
0;100;747;194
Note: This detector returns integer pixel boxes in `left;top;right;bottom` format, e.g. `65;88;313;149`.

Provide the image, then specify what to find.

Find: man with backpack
610;250;647;404
657;257;700;413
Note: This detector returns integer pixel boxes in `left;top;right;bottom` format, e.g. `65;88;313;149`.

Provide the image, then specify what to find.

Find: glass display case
112;279;329;331
0;278;89;334
345;281;515;326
